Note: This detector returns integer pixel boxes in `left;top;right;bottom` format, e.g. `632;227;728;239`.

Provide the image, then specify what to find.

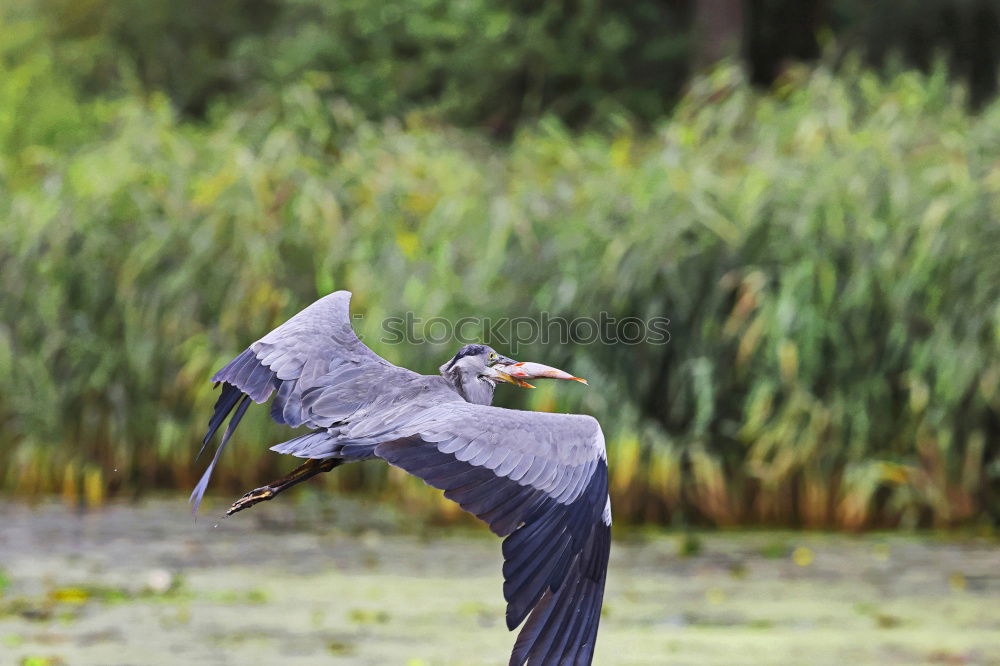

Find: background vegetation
2;1;999;529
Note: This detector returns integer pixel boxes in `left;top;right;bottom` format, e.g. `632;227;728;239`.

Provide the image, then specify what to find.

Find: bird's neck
440;369;495;405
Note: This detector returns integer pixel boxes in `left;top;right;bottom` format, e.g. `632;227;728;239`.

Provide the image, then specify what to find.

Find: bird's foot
224;459;342;517
226;486;276;516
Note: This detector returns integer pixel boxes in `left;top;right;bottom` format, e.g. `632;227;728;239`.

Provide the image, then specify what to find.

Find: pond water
1;498;999;665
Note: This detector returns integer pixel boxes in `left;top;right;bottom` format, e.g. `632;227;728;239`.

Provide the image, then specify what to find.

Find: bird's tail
270;430;377;461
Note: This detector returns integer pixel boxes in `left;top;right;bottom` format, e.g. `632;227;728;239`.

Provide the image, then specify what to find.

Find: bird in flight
194;291;611;665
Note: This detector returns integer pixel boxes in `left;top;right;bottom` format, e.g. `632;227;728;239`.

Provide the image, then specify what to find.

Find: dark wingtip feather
199;383;242;459
190;395;251;514
504;462;610;665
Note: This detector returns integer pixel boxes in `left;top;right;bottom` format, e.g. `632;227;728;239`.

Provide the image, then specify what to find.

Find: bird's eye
489;352;498;362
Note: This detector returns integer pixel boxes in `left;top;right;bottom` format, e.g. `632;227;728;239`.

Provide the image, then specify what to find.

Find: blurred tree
851;0;1000;106
746;0;824;85
20;1;1000;125
693;0;744;67
232;0;693;131
38;0;282;116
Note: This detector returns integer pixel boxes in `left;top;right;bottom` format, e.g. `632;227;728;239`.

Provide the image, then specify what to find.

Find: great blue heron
194;291;611;666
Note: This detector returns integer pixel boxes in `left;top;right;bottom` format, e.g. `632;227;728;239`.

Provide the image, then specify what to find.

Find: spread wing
192;290;419;510
375;403;612;666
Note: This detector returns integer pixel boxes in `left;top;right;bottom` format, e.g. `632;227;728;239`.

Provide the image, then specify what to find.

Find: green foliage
27;0;282;116
23;0;1000;131
233;0;690;129
28;0;691;128
830;0;1000;106
0;6;101;157
2;46;999;527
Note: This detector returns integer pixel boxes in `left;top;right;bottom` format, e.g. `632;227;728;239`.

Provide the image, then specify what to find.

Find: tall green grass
2;55;999;527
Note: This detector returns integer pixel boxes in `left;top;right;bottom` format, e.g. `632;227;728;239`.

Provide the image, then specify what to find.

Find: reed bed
2;56;999;527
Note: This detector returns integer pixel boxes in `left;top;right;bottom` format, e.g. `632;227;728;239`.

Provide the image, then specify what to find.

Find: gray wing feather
373;404;611;666
209;291;417;429
196;291;435;510
406;403;605;469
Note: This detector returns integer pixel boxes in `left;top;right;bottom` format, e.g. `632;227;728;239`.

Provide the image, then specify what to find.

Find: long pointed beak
492;361;588;388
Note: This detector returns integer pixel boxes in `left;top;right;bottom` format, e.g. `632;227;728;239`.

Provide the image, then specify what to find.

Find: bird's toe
226;486;275;516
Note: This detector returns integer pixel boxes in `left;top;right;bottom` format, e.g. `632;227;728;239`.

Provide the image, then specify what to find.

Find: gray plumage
195;290;611;666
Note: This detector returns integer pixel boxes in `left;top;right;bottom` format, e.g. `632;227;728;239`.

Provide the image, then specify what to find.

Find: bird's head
440;344;587;390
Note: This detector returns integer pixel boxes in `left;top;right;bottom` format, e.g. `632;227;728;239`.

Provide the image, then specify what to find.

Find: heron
193;291;611;666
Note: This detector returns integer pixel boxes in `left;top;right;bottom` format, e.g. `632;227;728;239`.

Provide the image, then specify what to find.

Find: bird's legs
227;458;343;516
